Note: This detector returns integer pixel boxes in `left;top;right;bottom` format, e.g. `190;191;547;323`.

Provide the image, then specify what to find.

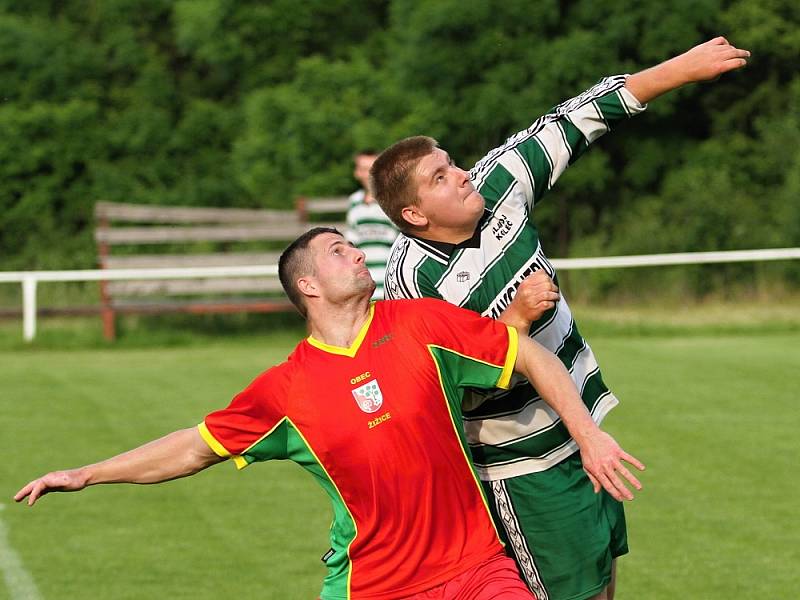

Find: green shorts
481;452;628;600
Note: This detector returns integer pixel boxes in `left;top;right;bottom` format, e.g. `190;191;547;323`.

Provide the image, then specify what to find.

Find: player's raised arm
625;37;750;104
13;427;223;507
512;335;645;501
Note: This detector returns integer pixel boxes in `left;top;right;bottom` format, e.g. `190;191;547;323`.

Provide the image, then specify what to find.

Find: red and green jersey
199;298;519;599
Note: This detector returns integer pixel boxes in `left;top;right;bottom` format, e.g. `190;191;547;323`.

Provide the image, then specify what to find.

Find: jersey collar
306;303;375;358
407;209;491;261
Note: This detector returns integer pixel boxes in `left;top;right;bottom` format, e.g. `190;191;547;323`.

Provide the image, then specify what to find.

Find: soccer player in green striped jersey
373;37;750;600
345;150;399;300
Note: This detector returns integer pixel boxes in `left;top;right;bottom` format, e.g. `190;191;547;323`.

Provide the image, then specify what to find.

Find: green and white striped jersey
346;189;398;300
385;75;645;480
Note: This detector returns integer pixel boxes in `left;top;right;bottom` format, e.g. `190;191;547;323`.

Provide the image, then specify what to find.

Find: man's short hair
370;136;439;232
278;227;341;317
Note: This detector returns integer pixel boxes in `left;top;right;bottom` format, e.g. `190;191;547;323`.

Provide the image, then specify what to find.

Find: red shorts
399;552;536;600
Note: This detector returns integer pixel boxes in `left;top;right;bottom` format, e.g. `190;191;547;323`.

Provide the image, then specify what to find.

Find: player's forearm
82;428;221;486
624;58;689;104
514;337;601;445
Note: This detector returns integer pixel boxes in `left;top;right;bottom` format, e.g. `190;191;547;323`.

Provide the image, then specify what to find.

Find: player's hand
674;37;750;83
578;430;645;501
499;270;559;333
14;469;89;507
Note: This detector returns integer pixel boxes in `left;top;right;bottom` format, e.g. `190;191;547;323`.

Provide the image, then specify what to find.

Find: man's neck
409;212;488;249
414;223;475;245
307;297;373;348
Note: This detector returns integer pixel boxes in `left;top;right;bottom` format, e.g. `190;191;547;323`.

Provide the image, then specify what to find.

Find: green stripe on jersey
596;90;629;121
469;371;612;467
245;419;356;599
516;136;555;204
561;119;589;166
476;161;517;207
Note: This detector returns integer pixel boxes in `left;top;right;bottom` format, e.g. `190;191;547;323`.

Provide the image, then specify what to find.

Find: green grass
1;320;798;598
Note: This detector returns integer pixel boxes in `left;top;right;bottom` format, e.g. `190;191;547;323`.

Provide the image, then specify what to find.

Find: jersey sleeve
471;75;645;211
413;298;518;391
198;363;293;470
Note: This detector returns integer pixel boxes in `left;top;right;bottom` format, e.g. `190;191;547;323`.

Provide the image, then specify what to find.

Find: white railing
1;248;798;342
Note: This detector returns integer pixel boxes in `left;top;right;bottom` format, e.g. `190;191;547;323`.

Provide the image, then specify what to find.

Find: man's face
353;154;377;191
307;232;375;302
411;148;485;235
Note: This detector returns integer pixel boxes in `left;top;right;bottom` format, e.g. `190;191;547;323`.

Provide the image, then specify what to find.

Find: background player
345;149;398;299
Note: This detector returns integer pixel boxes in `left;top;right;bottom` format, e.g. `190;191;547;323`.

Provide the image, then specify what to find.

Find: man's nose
353;248;366;263
454;166;470;185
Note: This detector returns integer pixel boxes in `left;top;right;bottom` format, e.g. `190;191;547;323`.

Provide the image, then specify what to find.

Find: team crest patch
352;379;383;413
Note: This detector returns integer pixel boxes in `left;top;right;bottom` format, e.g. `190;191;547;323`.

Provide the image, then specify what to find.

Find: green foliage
0;1;797;296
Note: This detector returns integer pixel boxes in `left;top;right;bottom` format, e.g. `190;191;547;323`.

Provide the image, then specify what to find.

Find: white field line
0;504;42;600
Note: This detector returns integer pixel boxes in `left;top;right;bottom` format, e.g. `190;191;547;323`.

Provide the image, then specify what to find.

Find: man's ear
296;276;320;300
401;205;428;228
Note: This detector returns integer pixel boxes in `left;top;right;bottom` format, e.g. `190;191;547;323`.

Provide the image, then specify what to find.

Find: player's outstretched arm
498;271;560;335
625;36;750;104
13;427;223;507
513;336;645;501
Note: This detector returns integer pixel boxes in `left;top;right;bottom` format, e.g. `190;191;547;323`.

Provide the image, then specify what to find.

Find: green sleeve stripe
560;119;589;166
596;91;629;124
515;135;553;204
427;345;508;395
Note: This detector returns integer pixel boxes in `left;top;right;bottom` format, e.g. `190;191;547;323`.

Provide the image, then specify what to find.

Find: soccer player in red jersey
14;227;643;599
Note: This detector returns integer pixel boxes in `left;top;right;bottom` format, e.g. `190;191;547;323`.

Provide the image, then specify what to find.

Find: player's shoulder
376;297;460;320
385;234;420;296
386;234;442;275
254;340;309;383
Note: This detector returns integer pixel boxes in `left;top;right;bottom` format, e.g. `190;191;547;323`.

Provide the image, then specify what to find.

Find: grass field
1;309;798;599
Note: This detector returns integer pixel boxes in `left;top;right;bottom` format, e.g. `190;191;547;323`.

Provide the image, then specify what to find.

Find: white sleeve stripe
497;151;534;200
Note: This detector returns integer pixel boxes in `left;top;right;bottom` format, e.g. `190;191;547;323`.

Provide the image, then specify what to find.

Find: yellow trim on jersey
198;422;229;457
197;422;248;470
497;326;518;390
307;303;375;358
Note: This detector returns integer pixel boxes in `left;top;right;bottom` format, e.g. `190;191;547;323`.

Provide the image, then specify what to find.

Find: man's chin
357;276;377;296
466;190;485;208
